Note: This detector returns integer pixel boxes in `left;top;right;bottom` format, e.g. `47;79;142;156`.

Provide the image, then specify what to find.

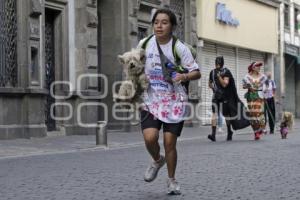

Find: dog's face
118;48;146;75
283;112;294;128
283;112;292;121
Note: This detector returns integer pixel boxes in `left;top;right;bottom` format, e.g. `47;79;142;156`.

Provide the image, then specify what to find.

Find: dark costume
280;121;288;139
208;67;250;141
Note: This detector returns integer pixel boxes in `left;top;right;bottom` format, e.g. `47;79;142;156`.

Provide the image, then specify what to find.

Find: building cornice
254;0;281;8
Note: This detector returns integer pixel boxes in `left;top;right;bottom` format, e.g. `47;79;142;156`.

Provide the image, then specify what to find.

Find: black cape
211;67;250;130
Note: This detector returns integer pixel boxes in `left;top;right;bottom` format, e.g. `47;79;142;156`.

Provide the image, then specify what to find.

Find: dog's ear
118;55;125;64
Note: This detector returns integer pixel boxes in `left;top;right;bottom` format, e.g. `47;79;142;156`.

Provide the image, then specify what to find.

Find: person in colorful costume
242;62;267;140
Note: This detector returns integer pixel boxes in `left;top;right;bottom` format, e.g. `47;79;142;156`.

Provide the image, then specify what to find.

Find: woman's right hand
243;83;251;89
248;87;255;92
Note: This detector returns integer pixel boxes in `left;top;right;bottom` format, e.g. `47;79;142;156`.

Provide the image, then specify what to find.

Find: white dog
114;48;149;105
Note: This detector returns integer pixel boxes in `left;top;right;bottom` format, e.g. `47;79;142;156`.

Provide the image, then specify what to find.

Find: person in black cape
207;56;250;142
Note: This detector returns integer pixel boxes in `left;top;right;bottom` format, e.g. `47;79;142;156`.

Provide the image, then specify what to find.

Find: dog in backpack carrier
280;112;294;139
114;48;149;107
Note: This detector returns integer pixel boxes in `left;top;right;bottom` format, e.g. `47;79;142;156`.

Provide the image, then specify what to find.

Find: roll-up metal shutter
237;49;251;105
200;42;238;124
216;45;237;81
200;42;216;124
200;41;266;125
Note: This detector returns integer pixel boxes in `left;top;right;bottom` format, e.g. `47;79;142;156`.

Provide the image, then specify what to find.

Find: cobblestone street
1;0;300;199
1;126;300;200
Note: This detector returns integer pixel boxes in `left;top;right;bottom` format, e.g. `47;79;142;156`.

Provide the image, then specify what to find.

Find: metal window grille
0;0;17;87
169;0;184;41
45;11;56;131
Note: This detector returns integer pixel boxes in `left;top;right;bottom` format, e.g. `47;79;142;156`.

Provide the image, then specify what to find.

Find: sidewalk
0;119;299;159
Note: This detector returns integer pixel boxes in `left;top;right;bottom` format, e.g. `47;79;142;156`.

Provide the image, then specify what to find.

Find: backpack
141;34;197;93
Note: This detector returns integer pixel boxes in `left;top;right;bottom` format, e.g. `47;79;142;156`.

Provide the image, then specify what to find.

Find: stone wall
0;0;99;139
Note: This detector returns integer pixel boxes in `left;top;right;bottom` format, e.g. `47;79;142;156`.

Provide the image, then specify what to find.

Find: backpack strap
171;36;190;93
141;34;154;50
172;36;181;65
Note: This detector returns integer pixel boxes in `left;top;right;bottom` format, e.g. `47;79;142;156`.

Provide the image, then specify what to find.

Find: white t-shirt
263;79;276;99
137;35;200;123
242;73;267;99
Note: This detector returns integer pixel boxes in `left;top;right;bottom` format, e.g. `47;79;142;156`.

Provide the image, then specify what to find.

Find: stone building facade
278;0;300;118
0;0;99;139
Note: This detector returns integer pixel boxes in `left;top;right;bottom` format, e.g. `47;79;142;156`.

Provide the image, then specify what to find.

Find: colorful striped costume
242;73;267;133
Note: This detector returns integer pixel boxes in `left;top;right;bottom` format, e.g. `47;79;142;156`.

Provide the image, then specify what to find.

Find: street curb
0;127;298;160
0;130;253;160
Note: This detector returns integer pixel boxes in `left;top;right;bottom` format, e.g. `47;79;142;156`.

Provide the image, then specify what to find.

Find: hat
253;62;263;67
248;61;262;73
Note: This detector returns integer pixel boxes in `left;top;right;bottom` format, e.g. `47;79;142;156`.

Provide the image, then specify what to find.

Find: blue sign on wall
216;3;240;27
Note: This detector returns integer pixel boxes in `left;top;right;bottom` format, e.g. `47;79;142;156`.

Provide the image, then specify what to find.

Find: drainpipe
97;1;103;122
279;1;285;106
290;0;295;44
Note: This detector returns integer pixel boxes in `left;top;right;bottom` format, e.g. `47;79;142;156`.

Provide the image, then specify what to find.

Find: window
0;0;17;87
295;8;299;32
138;27;148;41
31;46;39;83
284;4;290;28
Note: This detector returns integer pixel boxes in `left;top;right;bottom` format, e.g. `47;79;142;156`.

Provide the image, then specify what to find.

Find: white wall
196;0;279;54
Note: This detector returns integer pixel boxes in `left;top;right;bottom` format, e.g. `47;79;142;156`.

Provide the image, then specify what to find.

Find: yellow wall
197;0;278;54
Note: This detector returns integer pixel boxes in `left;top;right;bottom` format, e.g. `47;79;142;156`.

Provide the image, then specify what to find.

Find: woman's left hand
173;73;186;83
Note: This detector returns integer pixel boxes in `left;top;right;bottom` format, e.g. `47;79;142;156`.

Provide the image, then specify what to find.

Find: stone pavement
0;120;300;200
0;124;209;159
0;119;299;159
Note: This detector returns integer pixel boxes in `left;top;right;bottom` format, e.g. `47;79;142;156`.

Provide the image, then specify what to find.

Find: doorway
284;54;296;115
44;8;61;131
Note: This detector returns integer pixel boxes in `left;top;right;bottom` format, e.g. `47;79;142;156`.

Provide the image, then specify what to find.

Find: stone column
28;0;43;87
64;0;99;135
74;0;98;90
